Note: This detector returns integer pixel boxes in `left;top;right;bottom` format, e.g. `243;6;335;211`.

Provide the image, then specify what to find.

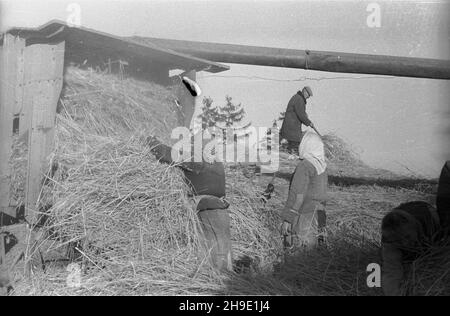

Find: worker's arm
382;243;404;296
280;163;310;224
147;136;211;174
293;98;312;127
146;136;196;172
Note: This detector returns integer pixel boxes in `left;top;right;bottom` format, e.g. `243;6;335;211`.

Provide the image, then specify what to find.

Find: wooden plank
45;42;65;158
0;35;26;219
24;42;65;224
15;40;26;137
0;231;5;266
20;52;34;143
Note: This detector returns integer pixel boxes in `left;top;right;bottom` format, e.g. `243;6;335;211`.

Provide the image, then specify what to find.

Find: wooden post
23;42;65;224
0;34;26;218
178;70;198;128
0;231;5;266
1;36;64;275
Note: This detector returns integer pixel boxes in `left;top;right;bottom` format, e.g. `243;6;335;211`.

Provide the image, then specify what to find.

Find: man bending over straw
381;161;450;296
279;131;328;250
146;134;232;272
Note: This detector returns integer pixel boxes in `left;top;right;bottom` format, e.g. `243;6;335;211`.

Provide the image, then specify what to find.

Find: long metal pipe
133;37;450;80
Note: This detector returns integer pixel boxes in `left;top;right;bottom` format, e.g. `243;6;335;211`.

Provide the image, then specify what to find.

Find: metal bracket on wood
0;224;30;275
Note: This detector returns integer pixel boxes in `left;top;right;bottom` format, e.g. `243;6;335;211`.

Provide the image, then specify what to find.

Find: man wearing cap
280;87;315;155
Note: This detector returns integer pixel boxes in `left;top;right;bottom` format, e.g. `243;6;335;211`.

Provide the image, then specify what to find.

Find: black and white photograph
0;0;449;299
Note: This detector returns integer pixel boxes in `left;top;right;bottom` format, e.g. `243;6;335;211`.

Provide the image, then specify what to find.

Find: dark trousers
197;209;232;271
288;207;327;249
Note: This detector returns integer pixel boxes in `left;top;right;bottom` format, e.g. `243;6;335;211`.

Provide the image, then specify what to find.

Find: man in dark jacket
147;135;232;272
280;86;315;154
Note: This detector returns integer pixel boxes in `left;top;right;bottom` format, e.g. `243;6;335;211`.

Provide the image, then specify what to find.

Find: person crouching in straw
381;161;450;296
279;131;328;251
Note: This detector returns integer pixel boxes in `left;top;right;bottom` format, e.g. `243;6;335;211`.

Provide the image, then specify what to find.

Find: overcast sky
1;0;449;177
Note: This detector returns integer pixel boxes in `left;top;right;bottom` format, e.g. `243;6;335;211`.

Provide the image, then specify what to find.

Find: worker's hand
280;221;292;236
264;183;275;195
309;122;315;128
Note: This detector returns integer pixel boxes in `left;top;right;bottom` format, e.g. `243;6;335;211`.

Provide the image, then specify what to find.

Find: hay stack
60;67;179;142
17;67;289;295
30;67;217;294
322;133;363;166
225;168;283;270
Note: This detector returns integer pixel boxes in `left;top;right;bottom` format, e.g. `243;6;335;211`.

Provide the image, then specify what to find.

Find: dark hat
303;86;313;97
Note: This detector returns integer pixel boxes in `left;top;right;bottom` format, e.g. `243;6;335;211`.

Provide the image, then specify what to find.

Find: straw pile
13;67;288;295
59;67;179;142
402;240;450;296
322;133;362;166
23;67;214;294
11;67;449;296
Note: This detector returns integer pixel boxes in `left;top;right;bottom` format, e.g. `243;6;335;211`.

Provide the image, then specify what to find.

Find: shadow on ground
222;238;384;296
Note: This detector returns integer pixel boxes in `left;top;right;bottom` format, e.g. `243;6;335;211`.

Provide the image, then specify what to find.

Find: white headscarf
298;131;327;175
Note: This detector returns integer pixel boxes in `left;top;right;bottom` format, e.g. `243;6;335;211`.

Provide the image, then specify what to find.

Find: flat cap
303;86;313;97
